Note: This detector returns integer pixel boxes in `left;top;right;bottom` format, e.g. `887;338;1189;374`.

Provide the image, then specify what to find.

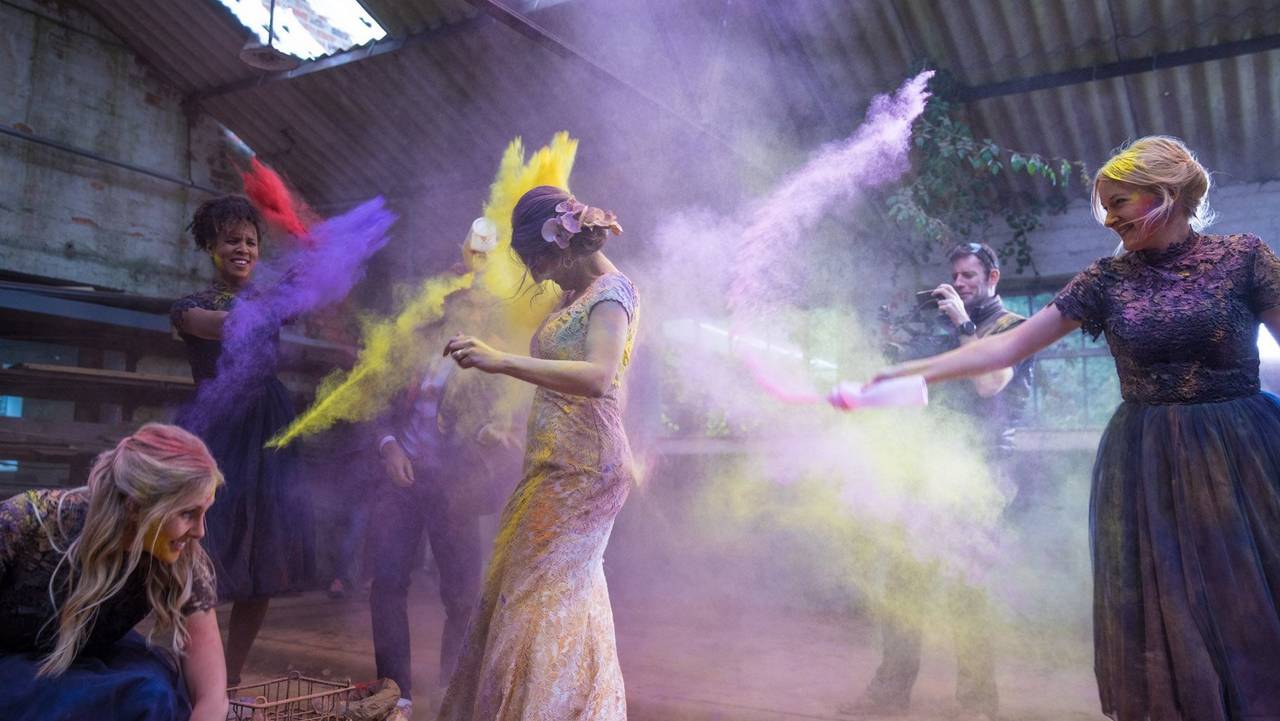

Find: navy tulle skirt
1092;392;1280;721
180;376;315;601
0;632;190;721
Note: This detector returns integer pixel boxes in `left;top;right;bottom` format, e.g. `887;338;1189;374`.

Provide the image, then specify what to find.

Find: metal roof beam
956;33;1280;102
460;0;750;163
191;15;491;102
0;125;221;194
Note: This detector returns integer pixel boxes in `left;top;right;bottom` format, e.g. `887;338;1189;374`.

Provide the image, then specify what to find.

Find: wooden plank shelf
0;416;139;463
0;363;195;406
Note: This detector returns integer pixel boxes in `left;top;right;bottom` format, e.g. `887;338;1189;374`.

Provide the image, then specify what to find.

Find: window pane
1046;329;1082;355
1084;356;1122;426
1032;292;1056;312
0;396;21;417
0;396;19;472
1033;357;1087;429
1003;294;1032;318
1083;329;1110;350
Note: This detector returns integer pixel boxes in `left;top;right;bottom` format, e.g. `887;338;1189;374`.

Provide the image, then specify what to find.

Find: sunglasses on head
964;242;998;270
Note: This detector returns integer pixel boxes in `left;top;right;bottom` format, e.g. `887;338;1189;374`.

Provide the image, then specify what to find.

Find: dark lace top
0;489;216;655
170;281;239;382
1052;232;1280;405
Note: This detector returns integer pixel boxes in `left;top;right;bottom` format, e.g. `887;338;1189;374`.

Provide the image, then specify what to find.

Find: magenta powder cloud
726;71;933;406
729;70;933;317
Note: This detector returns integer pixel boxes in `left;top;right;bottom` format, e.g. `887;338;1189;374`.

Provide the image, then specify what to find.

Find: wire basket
227;671;356;721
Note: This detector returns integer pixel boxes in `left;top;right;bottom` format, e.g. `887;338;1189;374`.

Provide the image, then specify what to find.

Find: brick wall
0;0;239;297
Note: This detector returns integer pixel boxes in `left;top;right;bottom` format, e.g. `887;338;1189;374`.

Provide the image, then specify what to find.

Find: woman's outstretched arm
444;301;629;398
877;303;1080;385
183;609;229;721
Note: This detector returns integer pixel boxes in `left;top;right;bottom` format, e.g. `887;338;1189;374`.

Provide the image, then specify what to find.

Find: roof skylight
217;0;387;61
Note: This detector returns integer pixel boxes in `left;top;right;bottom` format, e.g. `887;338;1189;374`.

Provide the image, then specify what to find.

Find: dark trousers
369;469;482;700
865;557;998;714
316;454;374;588
330;499;371;587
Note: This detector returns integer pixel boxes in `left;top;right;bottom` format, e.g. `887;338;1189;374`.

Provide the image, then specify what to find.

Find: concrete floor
224;574;1105;721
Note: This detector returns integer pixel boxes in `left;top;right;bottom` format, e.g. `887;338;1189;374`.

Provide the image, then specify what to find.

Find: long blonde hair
37;423;222;677
1092;135;1214;238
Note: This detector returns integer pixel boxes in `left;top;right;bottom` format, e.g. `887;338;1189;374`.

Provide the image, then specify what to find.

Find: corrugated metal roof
74;0;1280;229
83;0;256;92
356;0;479;36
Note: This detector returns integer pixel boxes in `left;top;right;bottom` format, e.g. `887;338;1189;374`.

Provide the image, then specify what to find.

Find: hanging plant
885;70;1088;273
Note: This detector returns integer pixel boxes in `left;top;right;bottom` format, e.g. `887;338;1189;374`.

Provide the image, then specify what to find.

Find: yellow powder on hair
1100;146;1143;182
477;131;576;332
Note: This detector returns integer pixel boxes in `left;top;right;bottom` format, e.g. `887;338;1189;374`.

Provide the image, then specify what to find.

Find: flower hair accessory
541;196;623;249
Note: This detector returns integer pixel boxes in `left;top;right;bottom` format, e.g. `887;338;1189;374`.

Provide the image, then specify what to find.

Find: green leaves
890;81;1086;273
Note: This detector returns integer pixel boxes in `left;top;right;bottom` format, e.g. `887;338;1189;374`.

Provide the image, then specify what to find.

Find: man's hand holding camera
931;284;969;325
931;284;979;340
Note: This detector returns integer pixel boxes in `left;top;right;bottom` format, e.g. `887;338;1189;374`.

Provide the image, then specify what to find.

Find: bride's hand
443;334;507;373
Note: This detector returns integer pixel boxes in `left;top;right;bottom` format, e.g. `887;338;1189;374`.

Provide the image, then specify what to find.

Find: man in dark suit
368;232;527;717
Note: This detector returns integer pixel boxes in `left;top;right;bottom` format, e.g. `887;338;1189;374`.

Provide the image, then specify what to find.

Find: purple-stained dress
170;282;314;601
1053;232;1280;721
438;272;638;721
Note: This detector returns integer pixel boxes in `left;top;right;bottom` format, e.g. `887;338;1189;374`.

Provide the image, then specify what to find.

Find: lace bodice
170;281;284;387
170;281;237;382
1053;233;1280;404
530;272;638;399
0;490;215;654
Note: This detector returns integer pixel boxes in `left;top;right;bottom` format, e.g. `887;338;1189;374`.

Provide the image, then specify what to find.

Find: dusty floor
225;574;1104;721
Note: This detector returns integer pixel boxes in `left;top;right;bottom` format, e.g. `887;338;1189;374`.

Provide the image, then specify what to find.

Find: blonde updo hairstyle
38;423;222;677
1092;135;1214;237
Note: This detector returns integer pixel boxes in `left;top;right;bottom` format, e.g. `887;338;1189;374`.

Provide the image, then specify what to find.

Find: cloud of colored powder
728;70;934;319
181;197;395;437
623;72;1052;643
267;133;579;448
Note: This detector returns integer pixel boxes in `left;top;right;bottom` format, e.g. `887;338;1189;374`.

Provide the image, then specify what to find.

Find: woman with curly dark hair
170;195;314;687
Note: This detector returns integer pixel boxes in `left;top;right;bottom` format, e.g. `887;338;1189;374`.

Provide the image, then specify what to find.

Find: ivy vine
885;71;1089;273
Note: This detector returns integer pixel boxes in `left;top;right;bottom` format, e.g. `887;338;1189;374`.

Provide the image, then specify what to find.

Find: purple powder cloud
182;197;396;436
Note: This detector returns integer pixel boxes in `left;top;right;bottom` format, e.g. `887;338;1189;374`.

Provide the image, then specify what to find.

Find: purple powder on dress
183;197;396;436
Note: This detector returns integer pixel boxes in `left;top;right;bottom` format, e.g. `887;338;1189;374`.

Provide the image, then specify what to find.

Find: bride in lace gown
437;186;638;721
873;136;1280;721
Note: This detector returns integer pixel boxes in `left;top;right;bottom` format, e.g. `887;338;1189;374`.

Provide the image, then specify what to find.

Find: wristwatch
956;320;978;336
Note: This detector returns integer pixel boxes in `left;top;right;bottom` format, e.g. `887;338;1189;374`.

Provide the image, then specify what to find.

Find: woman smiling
0;424;227;721
873;136;1280;720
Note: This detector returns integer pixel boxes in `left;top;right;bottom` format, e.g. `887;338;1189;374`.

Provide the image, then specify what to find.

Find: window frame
999;282;1120;430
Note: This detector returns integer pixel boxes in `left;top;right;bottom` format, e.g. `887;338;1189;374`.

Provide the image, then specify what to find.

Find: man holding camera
846;242;1032;721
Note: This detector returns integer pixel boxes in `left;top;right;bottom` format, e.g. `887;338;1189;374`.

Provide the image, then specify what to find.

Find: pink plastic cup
828;375;928;411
